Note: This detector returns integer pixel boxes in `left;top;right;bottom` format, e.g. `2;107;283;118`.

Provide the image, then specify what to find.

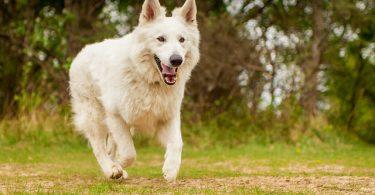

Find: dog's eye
157;36;166;42
179;37;185;43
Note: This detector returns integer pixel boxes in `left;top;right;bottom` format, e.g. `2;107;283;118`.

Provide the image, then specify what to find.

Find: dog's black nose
170;54;183;67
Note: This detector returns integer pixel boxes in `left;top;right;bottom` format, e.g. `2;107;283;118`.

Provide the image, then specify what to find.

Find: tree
299;0;326;116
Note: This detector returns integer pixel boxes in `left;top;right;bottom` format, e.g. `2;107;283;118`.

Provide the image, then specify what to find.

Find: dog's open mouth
154;55;177;85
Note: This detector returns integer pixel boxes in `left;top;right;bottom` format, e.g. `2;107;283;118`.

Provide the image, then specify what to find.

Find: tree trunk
300;0;325;116
248;69;266;114
347;51;365;130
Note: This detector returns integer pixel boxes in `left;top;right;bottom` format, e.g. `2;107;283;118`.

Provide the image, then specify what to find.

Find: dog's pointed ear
139;0;164;25
173;0;197;25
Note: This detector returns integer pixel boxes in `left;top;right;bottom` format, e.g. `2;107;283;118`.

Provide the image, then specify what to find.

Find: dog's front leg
157;115;183;182
105;113;136;178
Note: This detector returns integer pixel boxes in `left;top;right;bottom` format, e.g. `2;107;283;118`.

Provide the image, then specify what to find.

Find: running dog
69;0;200;182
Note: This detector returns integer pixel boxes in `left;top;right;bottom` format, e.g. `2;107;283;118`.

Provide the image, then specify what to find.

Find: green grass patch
0;141;374;193
0;113;374;193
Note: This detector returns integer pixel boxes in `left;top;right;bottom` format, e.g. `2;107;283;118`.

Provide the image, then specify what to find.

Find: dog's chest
119;82;180;130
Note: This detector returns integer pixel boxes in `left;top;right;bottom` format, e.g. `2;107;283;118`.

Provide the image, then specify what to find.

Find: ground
0;143;374;194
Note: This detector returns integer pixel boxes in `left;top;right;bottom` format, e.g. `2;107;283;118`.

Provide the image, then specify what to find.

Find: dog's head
134;0;200;86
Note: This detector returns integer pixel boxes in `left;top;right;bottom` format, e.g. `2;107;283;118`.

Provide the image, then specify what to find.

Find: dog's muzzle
154;55;178;85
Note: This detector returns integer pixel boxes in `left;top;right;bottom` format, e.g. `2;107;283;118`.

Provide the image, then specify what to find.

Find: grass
0;112;374;193
0;141;374;194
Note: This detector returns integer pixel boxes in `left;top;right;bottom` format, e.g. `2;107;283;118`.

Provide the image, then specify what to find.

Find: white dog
69;0;199;182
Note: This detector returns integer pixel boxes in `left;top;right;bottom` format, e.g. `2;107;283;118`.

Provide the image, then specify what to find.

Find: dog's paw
104;162;123;180
162;159;180;182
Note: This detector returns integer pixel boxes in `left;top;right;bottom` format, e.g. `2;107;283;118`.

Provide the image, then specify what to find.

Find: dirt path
0;163;374;193
122;176;375;193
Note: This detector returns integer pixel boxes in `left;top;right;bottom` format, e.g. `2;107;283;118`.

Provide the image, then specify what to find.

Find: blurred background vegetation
0;0;374;147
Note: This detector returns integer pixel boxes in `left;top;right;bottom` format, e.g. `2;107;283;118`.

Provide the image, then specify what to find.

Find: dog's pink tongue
162;64;176;75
